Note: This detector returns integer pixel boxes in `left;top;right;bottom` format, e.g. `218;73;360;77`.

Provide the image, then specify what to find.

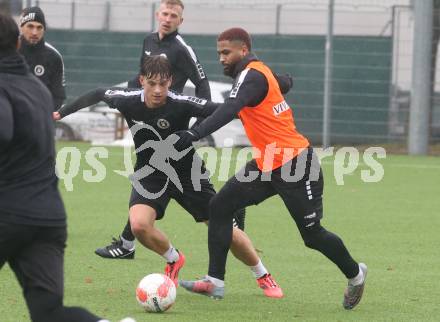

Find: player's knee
301;222;324;250
209;193;220;207
209;192;238;218
208;194;224;217
303;236;318;250
130;218;154;237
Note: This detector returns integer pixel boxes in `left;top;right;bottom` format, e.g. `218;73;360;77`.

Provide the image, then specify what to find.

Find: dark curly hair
217;27;252;51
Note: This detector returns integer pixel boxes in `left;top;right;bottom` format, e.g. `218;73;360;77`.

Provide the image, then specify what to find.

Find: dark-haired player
97;0;212;259
176;28;367;309
54;55;285;298
97;0;292;259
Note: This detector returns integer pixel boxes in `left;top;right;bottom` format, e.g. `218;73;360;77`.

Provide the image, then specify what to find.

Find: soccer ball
136;273;176;313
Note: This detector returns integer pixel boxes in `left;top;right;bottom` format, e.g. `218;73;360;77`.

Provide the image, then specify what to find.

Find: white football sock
250;259;268;279
349;264;364;286
161;245;179;263
205;275;225;287
120;236;135;250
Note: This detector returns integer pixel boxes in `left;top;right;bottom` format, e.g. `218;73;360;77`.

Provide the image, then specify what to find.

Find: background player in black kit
100;0;212;258
0;13;132;322
128;0;210;99
18;6;66;110
54;55;285;298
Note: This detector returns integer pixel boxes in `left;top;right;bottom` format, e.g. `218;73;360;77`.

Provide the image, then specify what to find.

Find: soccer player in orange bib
176;28;367;309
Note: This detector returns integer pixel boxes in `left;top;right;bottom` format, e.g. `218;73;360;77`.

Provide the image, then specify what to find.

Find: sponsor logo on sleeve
187;96;207;105
196;62;206;79
229;82;242;98
230;69;249;98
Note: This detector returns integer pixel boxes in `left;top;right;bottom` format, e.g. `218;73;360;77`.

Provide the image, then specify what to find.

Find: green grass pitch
1;142;439;321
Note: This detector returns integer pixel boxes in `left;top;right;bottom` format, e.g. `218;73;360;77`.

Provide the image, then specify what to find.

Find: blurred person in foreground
0;12;133;322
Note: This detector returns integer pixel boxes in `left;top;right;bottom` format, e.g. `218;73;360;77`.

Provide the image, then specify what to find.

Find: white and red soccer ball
136;273;176;313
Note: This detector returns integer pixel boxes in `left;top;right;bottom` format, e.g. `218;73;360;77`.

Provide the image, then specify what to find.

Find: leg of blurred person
0;223;103;322
0;12;134;322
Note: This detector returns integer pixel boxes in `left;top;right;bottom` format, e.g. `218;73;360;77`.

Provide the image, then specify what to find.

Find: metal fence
12;0;440;147
23;0;410;35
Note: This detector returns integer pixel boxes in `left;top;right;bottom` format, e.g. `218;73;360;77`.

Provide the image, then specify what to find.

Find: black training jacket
58;87;218;173
0;51;66;226
19;37;66;110
129;30;211;100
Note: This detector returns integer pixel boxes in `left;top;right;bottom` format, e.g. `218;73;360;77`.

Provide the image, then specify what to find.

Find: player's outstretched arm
188;101;221;119
173;99;241;151
190;72;267;139
174;69;271;151
55;88;107;119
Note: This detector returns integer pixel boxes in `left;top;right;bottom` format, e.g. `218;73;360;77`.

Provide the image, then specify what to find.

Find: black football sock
121;219;135;241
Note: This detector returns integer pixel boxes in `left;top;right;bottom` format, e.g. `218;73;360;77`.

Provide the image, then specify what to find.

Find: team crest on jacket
34;65;45;76
157;118;170;129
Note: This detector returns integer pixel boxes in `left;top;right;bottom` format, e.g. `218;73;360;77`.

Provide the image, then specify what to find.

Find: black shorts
216;147;324;229
0;222;66;297
129;173;216;222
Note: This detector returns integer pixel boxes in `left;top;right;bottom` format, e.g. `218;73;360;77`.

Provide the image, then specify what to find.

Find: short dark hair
218;27;252;51
0;13;19;53
140;55;172;80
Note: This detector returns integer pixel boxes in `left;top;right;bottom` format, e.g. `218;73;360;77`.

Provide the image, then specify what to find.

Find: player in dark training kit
128;0;211;99
54;55;285;298
100;0;212;258
97;0;292;259
0;13;132;322
18;6;66;110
